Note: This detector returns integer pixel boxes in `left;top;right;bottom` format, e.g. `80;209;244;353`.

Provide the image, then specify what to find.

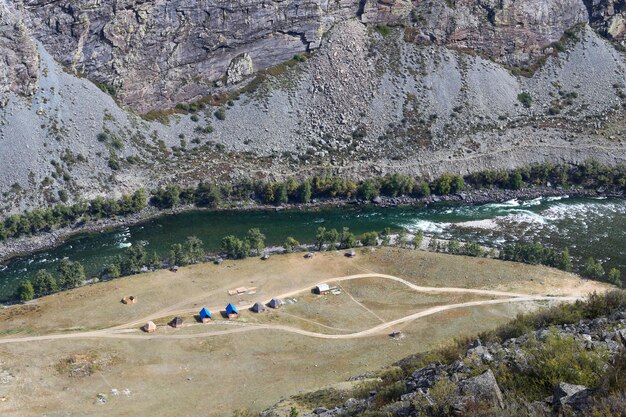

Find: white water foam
520;198;543;207
453;219;500;230
541;201;625;222
545;195;569;202
483;199;521;209
404;219;451;234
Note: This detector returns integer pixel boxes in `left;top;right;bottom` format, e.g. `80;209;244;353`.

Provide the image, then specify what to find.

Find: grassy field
0;248;611;417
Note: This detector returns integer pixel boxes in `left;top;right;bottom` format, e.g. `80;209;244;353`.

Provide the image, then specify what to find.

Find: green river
1;196;624;301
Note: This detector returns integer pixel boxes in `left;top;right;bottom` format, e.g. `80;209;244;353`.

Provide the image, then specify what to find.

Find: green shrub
58;190;69;203
108;158;120;171
517;92;532;108
584;257;605;279
97;132;110;142
214;107;226;121
292;388;346;409
607;268;622;287
376;381;406;405
16;280;34;301
374;25;391;37
412;378;456;416
496;331;607;400
111;137;123;150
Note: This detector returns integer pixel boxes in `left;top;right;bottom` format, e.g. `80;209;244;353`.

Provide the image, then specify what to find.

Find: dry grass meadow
0;248;611;417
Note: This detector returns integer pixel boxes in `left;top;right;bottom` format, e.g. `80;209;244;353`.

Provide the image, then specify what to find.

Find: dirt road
0;273;577;345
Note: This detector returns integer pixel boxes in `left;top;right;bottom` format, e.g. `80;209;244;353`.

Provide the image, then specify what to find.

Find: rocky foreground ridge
262;292;626;417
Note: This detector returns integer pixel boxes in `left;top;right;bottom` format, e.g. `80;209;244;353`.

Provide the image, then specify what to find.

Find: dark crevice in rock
357;0;367;18
277;30;310;51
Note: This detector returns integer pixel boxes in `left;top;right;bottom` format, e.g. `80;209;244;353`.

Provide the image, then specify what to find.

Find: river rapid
0;196;624;301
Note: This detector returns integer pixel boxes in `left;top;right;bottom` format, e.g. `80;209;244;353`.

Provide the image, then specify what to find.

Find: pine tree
16;280;34;301
32;269;58;296
557;248;573;272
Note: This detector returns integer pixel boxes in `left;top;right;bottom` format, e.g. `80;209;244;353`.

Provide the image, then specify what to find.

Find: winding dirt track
0;273;578;345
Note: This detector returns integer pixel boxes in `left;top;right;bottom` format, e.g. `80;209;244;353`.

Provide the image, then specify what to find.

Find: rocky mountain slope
1;0;626;215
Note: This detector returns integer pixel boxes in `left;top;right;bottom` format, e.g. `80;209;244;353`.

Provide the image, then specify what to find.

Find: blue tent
199;307;212;320
225;303;238;315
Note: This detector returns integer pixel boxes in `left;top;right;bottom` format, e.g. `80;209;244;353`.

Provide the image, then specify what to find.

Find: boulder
410;364;440;389
458;369;504;409
553;382;588;402
617;328;626;346
227;53;254;85
552;382;595;412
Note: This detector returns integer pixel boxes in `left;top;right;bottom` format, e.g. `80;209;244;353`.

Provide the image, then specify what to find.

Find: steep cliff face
12;0;412;112
4;0;625;112
0;1;37;106
407;0;589;65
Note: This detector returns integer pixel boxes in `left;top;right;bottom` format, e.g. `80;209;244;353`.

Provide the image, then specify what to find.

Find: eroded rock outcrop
587;0;626;40
6;0;615;112
0;1;38;105
407;0;589;65
11;0;412;112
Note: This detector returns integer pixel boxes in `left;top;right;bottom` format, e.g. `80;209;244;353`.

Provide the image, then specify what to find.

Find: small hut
268;298;283;309
261;253;270;260
142;321;157;333
169;317;184;328
121;295;136;305
314;283;331;295
170;265;179;272
214;257;224;265
225;303;239;319
304;252;314;259
251;302;266;313
345;250;356;258
199;307;212;323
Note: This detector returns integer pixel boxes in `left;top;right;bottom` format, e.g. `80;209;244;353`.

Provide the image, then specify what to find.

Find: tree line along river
0;196;624;301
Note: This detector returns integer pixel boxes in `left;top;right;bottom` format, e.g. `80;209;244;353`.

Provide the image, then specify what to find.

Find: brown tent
142;321;157;333
169;317;184;328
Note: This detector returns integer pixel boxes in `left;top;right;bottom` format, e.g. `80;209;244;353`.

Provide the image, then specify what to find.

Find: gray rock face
407;0;589;65
0;1;38;104
11;0;411;112
588;0;626;40
3;0;620;113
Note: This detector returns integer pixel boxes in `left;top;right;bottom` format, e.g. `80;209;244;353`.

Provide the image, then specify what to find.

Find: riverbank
0;185;621;265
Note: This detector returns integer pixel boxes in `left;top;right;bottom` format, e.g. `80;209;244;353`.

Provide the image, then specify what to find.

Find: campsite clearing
0;248;611;417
